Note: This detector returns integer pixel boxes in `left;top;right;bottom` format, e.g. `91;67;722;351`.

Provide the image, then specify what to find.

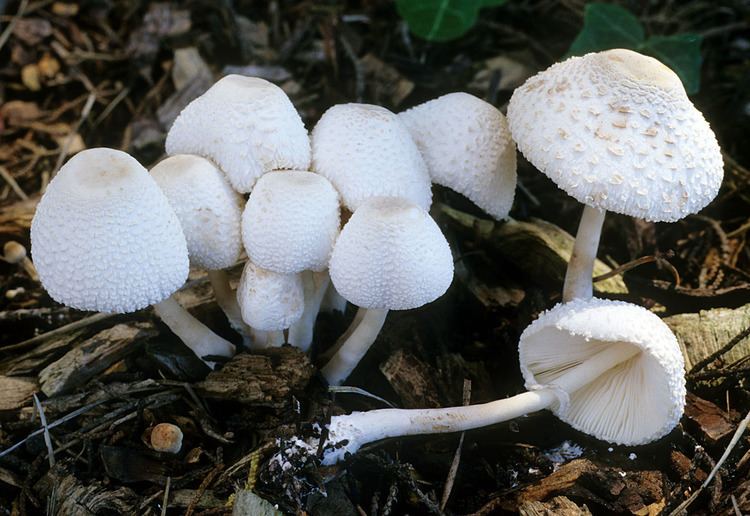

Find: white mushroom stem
322;343;640;464
321;308;388;385
153;296;236;364
319;306;367;364
207;269;252;339
563;205;606;303
321;283;348;314
248;328;285;349
289;271;330;352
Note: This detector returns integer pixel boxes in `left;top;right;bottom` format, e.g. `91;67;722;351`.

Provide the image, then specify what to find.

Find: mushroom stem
322;343;640;464
207;269;252;339
321;282;348;314
319;306;367;364
320;308;389;385
153;296;236;364
563;205;606;302
248;328;285;349
289;271;330;351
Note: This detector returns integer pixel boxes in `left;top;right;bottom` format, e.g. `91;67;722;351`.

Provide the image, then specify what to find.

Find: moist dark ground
0;1;749;514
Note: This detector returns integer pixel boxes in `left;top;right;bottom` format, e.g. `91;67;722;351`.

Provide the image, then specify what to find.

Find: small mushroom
321;197;454;385
319;298;685;464
150;423;183;454
507;49;723;302
312;103;433;211
166;75;311;193
400;92;517;220
31;148;235;365
3;240;39;280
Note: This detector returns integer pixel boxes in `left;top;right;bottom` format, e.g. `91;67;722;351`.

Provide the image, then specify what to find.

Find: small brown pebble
150;423;183;454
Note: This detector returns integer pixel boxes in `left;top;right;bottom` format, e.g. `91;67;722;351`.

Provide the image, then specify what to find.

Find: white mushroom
507;49;723;301
311;103;432;211
321;197;454;385
150;422;184;454
319;298;686;464
151;155;248;337
165;75;311;193
400;92;517;220
31;148;235;364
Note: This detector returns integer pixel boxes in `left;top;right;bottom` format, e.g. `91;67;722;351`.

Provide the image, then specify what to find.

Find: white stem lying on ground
207;269;252;341
289;271;330;352
153;296;236;365
248;328;285;349
563;205;606;303
321;343;640;464
321;308;388;385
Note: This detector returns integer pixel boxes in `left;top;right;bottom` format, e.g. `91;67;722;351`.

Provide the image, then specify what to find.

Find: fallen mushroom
400;92;517;220
321;196;454;385
3;240;39;280
31;148;235;364
318;298;685;464
507;49;723;302
150;423;183;454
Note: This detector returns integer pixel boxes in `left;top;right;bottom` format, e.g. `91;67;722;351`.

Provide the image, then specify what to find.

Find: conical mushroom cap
242;171;341;274
400;92;517;220
31;148;188;313
519;298;686;445
312;103;432;211
329;197;453;310
237;261;304;331
151;155;244;270
507;49;723;222
165;75;311;193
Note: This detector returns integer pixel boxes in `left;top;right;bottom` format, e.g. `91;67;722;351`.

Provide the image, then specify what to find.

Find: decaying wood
518;495;593;516
196;347;315;406
380;348;441;408
0;375;37;412
666;303;750;371
684;393;738;444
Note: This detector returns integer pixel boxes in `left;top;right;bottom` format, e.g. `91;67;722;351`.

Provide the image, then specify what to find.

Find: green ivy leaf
396;0;482;42
567;3;645;57
640;33;703;94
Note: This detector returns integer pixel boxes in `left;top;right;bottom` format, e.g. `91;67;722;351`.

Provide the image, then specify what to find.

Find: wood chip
0;376;37;411
684;393;737;444
380;348;441;408
519;495;592;516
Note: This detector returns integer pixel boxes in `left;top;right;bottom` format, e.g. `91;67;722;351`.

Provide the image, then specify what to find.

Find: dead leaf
21;64;41;91
51;2;79;16
12;18;52;46
0;101;42;126
38;53;60;78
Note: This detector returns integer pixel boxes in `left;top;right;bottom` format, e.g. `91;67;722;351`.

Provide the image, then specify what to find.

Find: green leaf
396;0;482;42
640;33;703;94
480;0;508;6
567;3;645;57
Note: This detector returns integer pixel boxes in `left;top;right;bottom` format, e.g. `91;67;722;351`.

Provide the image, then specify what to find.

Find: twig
0;312;114;353
0;165;29;200
33;394;55;468
328;385;397;408
185;464;223;516
689;325;750;375
161;476;171;516
0;0;29;52
593;251;680;286
440;379;471;511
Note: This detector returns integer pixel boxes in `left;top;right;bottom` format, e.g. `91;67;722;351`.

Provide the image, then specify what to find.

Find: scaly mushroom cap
151;155;244;270
242;170;340;273
236;261;304;331
330;197;453;310
165;75;311;193
519;298;686;445
400;92;517;220
31;148;188;313
507;49;723;222
312;103;432;211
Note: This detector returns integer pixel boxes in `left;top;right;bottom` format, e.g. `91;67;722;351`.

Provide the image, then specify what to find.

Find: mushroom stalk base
319;306;368;364
289;271;330;352
321;308;388;386
207;269;252;340
563;205;606;303
249;329;285;349
322;343;640;464
153;296;236;364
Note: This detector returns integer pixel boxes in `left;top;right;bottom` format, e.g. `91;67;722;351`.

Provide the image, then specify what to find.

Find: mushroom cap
400;92;517;220
311;103;432;211
151;155;244;270
150;423;183;454
507;49;723;222
242;170;340;274
3;241;27;263
236;261;304;331
165;75;311;193
31;148;188;313
329;197;454;310
519;298;686;445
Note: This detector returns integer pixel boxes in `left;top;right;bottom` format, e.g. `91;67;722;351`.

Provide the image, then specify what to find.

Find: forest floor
1;0;750;514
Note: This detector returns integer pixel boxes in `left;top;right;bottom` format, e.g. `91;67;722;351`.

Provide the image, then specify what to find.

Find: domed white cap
236;261;304;331
242;171;340;273
151;155;244;270
400;92;517;220
519;298;686;445
507;49;723;222
31;148;189;313
330;197;453;310
165;75;311;193
311;104;432;211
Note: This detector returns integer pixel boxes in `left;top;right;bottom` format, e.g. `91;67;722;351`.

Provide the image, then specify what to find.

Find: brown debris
684;393;738;444
0;375;38;412
380;348;441;408
518;495;593;516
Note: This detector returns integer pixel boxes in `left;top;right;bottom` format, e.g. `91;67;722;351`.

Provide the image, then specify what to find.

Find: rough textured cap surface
400;92;517;220
31;148;188;313
237;261;304;331
151;155;244;270
330;197;453;310
519;298;686;445
507;49;723;222
312;103;432;211
242;170;340;273
165;75;311;193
